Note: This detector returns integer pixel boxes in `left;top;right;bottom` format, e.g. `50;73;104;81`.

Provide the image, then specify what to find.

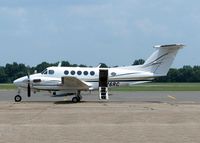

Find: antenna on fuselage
97;64;101;68
58;61;62;67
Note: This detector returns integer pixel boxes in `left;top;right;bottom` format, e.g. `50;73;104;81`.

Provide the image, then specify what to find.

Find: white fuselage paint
14;66;154;93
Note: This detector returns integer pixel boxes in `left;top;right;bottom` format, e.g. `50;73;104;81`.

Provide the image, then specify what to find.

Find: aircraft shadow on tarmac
54;100;166;104
20;100;109;105
18;100;166;105
143;101;164;103
53;100;115;104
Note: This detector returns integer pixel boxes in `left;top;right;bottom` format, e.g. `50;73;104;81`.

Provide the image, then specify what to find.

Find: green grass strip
0;84;16;90
111;83;200;92
1;83;200;91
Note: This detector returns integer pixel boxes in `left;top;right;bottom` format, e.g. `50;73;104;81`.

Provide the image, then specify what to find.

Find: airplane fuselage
14;66;154;93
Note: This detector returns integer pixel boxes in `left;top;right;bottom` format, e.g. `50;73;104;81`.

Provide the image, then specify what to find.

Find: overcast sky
0;0;199;67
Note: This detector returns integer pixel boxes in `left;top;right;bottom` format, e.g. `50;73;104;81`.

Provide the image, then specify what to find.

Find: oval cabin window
71;70;75;75
90;71;95;76
64;70;69;75
77;71;82;75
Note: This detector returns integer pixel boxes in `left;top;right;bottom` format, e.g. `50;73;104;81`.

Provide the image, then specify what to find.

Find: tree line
154;66;200;82
0;60;200;83
0;61;104;83
132;59;200;82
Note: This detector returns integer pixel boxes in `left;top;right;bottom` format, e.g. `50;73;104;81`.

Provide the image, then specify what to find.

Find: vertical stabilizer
141;44;184;76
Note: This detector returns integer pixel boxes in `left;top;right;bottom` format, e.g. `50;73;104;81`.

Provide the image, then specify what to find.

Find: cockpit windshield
41;69;48;74
41;69;55;75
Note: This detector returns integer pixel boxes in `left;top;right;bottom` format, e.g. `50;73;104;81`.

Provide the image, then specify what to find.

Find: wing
61;76;89;90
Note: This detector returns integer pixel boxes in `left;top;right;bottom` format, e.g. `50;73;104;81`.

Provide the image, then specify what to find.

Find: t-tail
140;44;184;76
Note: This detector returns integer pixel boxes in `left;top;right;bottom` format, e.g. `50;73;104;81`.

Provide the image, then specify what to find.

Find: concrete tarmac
0;90;200;143
1;90;200;103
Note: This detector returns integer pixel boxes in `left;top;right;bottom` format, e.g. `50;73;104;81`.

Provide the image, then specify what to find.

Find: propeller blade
27;72;31;97
27;82;31;97
27;72;30;79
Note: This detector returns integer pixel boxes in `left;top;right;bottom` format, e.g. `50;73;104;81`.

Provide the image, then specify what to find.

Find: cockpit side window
41;69;48;74
49;70;55;75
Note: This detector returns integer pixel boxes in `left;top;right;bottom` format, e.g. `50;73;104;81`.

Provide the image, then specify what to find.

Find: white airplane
13;44;184;103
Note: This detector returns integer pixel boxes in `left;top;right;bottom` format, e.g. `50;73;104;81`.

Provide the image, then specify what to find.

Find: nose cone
13;78;21;86
13;76;28;87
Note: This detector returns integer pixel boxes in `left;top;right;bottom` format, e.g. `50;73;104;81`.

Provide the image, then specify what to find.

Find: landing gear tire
72;97;79;103
15;95;22;102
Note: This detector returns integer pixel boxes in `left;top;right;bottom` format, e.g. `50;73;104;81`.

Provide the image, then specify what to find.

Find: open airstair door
99;69;109;100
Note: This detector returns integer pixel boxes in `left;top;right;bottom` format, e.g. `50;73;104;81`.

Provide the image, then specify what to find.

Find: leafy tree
154;68;178;82
4;62;27;83
155;65;200;83
192;66;200;82
71;64;78;67
0;67;7;83
132;59;145;65
35;62;57;73
61;61;70;67
79;64;87;67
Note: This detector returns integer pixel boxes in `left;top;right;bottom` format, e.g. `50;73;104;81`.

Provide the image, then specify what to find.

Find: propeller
27;73;31;97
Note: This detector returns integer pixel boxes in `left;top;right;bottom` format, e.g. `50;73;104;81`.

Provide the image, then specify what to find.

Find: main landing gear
72;91;82;103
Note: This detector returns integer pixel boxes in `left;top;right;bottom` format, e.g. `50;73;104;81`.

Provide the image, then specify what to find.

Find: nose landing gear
14;95;22;102
14;88;22;102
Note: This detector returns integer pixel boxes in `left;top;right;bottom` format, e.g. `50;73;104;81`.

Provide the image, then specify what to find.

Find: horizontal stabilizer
154;44;184;49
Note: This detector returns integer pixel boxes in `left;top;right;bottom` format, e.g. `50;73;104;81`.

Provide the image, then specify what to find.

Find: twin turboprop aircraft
13;44;184;103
